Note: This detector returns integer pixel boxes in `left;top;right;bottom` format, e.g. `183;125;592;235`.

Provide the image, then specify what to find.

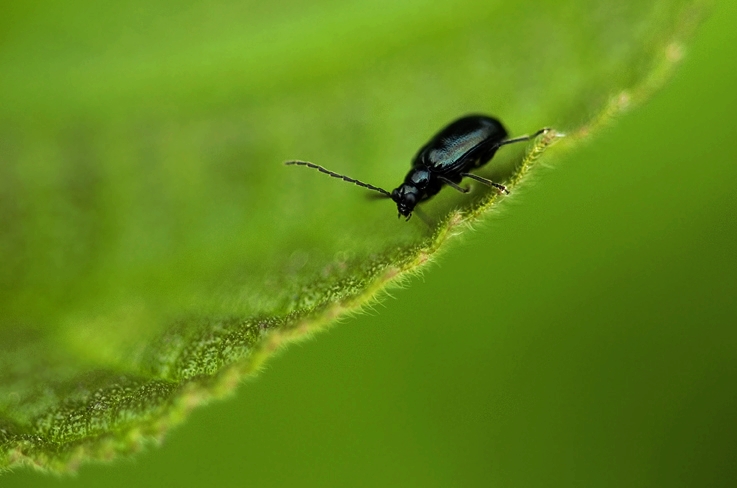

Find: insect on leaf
0;0;708;473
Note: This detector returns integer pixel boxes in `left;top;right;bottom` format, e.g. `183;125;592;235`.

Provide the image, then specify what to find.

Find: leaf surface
0;0;707;472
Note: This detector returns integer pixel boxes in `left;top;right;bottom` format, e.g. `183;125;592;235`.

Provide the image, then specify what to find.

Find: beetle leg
412;206;432;227
495;127;550;149
460;173;509;195
438;176;470;193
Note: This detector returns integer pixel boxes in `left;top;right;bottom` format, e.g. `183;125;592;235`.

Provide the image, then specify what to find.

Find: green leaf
0;0;707;473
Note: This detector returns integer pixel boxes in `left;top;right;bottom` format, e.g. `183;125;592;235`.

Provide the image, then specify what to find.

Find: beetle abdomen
415;115;508;173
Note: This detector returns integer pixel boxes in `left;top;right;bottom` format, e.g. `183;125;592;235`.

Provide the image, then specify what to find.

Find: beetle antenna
285;160;392;197
496;127;550;148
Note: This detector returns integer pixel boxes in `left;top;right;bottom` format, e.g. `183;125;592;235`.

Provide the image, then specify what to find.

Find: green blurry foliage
0;0;706;473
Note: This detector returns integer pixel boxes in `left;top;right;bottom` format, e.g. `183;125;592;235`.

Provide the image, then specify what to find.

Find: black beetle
286;115;548;220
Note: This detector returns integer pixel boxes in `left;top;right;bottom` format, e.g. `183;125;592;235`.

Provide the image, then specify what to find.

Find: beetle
285;114;549;220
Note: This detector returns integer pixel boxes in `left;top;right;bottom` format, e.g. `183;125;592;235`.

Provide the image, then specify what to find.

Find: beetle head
391;184;419;220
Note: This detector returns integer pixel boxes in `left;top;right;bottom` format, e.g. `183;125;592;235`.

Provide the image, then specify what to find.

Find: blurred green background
4;0;737;486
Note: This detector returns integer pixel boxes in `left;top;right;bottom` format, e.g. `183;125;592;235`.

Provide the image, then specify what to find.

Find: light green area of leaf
0;0;707;473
